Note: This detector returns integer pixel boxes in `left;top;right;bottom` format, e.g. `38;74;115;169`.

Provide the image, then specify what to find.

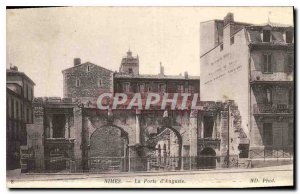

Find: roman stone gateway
24;50;247;172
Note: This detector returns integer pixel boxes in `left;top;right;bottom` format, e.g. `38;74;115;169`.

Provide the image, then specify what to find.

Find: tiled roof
114;73;200;80
249;22;294;28
62;62;113;73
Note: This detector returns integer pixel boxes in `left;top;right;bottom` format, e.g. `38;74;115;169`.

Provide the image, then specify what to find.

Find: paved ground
7;165;293;188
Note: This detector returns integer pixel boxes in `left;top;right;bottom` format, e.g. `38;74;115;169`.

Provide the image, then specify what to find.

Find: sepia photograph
5;6;294;188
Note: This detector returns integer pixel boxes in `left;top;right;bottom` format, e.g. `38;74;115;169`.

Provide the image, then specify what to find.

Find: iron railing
253;104;293;114
250;70;293;83
23;155;252;173
249;146;293;160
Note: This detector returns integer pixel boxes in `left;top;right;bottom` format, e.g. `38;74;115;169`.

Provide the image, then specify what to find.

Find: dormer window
87;65;90;72
263;30;271;42
286;31;293;43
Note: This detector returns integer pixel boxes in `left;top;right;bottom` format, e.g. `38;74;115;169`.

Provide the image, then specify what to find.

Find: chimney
10;65;18;71
74;58;81;66
184;71;188;79
159;62;164;76
224;12;234;26
223;13;235;37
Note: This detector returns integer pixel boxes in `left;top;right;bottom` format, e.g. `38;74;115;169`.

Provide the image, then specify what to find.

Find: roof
62;62;113;73
6;69;35;85
200;19;252;26
114;73;200;80
247;22;294;29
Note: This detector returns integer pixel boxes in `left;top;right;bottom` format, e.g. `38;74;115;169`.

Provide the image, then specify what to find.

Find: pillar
64;115;70;138
135;109;141;145
189;109;198;169
26;106;45;171
49;115;53;138
73;106;83;171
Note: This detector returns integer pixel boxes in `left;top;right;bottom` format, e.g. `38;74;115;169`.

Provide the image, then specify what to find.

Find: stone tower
119;49;139;75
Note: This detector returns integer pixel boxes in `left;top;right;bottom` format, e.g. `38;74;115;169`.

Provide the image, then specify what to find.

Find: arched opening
89;125;128;172
163;144;167;165
198;147;216;169
153;127;183;170
157;144;161;165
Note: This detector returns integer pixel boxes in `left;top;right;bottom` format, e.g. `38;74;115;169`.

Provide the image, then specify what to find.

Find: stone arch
155;126;183;170
89;125;129;172
198;147;217;169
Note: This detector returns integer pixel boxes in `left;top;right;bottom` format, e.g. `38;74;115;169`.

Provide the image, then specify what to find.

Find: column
49;115;53;138
64;115;69;138
189;110;198;170
135;109;141;145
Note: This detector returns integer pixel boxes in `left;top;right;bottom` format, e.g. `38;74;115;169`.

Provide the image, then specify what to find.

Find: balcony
250;70;293;84
197;138;221;150
253;104;293;115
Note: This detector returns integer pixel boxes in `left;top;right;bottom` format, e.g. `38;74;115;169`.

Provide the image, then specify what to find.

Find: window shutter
268;54;272;72
263;55;268;72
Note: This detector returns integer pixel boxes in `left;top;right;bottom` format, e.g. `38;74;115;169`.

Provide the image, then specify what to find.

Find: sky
6;7;293;97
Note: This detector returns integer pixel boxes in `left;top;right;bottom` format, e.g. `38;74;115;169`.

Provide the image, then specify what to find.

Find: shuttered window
263;54;272;73
263;30;271;42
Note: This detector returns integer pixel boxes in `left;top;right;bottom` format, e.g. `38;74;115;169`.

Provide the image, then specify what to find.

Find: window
128;68;133;74
11;99;14;119
289;88;294;105
188;85;195;94
122;83;130;92
26;108;30;123
286;31;293;43
263;54;272;73
203;116;214;138
20;104;23;121
263;123;273;146
76;79;80;87
159;83;166;93
230;36;234;45
139;84;145;93
287;54;294;72
16;101;19;120
263;30;271;42
26;85;29;100
177;85;184;93
31;88;34;99
145;83;151;92
98;79;102;87
266;88;272;104
220;44;223;51
87;65;90;72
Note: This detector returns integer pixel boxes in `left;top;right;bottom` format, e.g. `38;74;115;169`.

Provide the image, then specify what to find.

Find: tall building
6;66;35;169
200;13;294;158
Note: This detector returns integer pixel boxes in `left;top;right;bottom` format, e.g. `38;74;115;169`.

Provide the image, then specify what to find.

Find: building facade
6;66;35;170
24;50;247;172
200;13;294;159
